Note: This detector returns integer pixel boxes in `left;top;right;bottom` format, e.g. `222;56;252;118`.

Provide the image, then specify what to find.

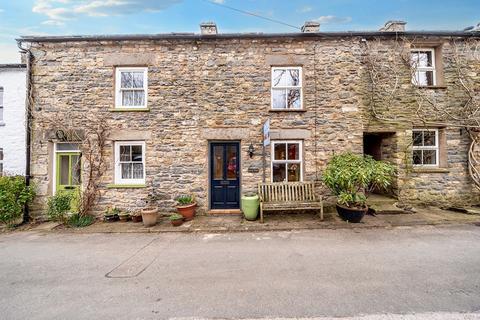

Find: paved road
0;225;479;319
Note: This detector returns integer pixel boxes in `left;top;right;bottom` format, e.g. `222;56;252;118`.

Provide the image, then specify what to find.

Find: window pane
272;163;286;182
121;72;133;88
416;71;434;86
0;149;3;160
213;145;223;180
287;143;300;160
133;91;145;106
418;51;433;68
0;87;3;106
413;150;422;165
272;89;286;109
132;72;144;88
132;163;144;179
287;163;301;182
423;150;437;165
286;69;300;86
272;69;287;87
413;131;423;146
122;90;135;106
131;145;143;162
424;131;436;146
59;155;70;185
71;155;81;185
287;89;301;109
274;143;286;160
56;143;79;151
120;146;131;161
226;145;237;180
121;163;132;179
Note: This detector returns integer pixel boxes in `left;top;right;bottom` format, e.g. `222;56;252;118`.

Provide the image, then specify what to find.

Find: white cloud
298;6;312;13
211;0;225;3
314;15;352;25
32;0;182;26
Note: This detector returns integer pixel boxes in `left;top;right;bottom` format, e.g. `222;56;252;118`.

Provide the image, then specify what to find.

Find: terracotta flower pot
176;203;197;221
131;215;142;223
141;207;158;227
171;219;183;227
336;204;368;223
118;214;130;222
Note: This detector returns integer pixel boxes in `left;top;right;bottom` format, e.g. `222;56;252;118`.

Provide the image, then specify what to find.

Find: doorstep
207;209;242;215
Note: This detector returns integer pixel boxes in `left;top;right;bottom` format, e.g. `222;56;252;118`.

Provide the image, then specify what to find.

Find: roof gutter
16;31;480;43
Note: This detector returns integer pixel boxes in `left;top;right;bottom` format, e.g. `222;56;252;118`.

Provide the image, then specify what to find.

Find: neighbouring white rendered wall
0;68;26;175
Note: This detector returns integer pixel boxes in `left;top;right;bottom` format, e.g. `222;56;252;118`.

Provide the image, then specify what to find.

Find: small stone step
369;204;412;215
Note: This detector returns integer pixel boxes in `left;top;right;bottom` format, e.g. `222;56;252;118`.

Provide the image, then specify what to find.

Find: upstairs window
271;141;303;182
271;67;302;110
114;141;146;185
0;87;4;122
410;49;436;86
115;68;148;109
412;129;439;166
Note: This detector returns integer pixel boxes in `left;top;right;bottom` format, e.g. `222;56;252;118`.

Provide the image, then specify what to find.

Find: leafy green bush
169;213;183;221
323;152;395;208
46;192;74;222
67;214;94;228
0;176;36;226
176;195;194;205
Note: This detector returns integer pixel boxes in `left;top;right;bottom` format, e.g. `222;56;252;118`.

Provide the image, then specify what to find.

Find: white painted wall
0;67;26;175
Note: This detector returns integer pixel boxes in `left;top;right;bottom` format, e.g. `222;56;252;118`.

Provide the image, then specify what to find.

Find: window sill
412;167;449;173
269;109;307;113
109;108;150;112
106;184;147;189
416;85;447;90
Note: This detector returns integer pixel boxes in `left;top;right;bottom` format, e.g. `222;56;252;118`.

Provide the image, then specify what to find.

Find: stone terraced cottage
17;20;480;219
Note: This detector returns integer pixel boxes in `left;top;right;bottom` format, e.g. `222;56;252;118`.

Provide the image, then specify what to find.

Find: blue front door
210;142;240;209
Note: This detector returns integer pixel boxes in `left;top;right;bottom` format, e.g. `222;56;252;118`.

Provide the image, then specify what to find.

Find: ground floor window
412;129;439;166
271;140;303;182
114;141;145;184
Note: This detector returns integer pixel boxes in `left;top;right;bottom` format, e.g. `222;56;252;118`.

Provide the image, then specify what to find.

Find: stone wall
27;35;480;219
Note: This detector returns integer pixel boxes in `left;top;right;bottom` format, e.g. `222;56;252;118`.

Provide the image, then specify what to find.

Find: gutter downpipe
16;40;32;224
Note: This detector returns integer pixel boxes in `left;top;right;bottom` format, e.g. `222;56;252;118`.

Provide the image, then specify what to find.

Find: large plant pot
336;204;368;223
141;207;158;227
177;203;197;221
241;194;259;221
171;219;184;227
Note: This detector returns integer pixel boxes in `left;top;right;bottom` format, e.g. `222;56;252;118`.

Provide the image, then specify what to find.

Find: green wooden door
56;152;81;193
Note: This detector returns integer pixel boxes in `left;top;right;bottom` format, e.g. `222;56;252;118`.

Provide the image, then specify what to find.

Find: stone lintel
265;55;307;66
109;130;152;141
201;128;249;140
103;53;156;67
270;129;311;140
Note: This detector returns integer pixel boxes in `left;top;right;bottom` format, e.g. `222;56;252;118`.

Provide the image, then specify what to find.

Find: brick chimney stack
379;20;407;32
301;21;320;33
200;22;218;35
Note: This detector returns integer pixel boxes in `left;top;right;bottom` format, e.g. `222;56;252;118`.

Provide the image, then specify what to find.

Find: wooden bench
257;181;324;223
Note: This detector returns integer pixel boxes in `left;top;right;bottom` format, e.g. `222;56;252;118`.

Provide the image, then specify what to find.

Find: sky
0;0;479;63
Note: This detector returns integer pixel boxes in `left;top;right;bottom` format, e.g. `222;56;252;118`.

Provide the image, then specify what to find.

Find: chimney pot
200;22;217;35
301;21;320;33
380;20;407;32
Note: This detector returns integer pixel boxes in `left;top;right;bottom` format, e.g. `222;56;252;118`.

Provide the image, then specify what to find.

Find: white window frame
410;48;436;86
0;87;4;122
114;141;146;185
115;67;148;109
271;66;303;110
271;140;303;182
412;129;439;167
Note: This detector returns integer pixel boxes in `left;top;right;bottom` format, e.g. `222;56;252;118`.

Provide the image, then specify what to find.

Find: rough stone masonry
20;21;480;219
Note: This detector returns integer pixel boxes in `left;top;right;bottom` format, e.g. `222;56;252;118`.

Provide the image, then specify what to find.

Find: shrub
169;213;183;221
176;195;194;206
46;192;74;222
67;214;94;228
0;176;36;226
323;152;395;208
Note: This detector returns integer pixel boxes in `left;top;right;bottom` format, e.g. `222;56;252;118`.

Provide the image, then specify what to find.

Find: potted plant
130;211;142;223
176;195;196;221
118;211;130;222
104;207;120;222
323;152;395;223
141;188;159;227
169;213;184;227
